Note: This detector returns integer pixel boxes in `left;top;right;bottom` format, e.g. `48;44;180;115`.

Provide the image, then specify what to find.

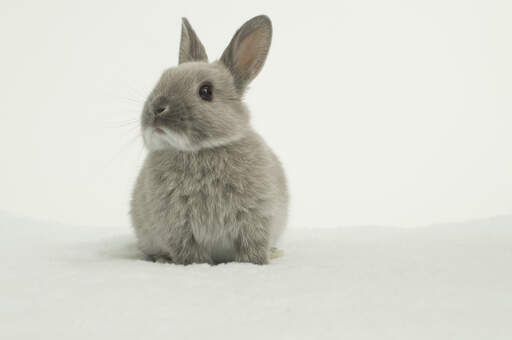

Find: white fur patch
143;127;197;151
198;132;244;149
143;127;246;152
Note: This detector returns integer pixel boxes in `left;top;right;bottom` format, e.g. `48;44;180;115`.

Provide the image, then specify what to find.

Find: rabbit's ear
220;15;272;91
179;18;208;64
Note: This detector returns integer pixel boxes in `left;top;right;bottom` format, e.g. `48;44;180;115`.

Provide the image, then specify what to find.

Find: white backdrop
0;0;510;228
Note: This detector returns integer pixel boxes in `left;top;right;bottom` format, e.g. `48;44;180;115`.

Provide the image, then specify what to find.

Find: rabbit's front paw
170;235;212;265
173;251;212;265
147;254;173;263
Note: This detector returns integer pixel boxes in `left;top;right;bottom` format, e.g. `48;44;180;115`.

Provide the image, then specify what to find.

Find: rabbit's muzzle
148;96;190;131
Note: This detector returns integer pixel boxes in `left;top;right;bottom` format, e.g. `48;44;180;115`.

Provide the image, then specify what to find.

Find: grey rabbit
130;15;288;265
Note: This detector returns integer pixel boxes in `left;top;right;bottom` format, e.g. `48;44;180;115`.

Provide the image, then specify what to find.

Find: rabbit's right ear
179;18;208;64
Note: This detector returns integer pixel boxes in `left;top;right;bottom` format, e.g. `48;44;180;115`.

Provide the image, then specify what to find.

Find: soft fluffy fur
130;15;288;265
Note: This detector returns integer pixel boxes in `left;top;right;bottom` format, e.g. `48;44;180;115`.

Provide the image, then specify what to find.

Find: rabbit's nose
150;96;170;116
153;105;169;115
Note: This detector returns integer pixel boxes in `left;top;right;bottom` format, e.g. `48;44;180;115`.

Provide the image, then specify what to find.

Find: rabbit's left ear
179;18;208;64
220;15;272;91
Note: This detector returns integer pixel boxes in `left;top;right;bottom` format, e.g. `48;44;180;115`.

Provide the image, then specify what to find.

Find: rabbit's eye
198;83;213;101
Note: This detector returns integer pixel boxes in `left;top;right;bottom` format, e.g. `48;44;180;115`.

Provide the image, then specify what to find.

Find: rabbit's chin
143;127;197;152
142;127;246;152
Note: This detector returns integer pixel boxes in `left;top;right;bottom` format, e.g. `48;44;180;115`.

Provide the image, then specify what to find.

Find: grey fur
179;18;208;64
130;15;288;265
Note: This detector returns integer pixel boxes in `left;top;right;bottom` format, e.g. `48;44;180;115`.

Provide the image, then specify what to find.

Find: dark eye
198;83;213;101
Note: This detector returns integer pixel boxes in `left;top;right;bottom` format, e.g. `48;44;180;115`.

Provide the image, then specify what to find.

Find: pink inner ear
234;28;267;74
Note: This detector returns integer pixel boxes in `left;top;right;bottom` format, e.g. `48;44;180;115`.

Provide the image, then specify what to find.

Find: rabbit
130;15;288;265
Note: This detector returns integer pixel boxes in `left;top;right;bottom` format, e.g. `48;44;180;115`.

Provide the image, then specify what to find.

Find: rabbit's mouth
154;126;166;134
151;119;168;135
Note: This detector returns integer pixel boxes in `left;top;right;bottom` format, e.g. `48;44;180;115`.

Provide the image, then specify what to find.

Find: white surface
1;0;511;228
2;212;511;339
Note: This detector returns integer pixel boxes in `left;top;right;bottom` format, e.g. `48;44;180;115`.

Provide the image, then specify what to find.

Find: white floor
1;212;511;340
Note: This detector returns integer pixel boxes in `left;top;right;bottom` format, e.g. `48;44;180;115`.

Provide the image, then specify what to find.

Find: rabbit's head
141;15;272;151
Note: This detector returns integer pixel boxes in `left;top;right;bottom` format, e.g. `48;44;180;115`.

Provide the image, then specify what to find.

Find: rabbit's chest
154;166;247;260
